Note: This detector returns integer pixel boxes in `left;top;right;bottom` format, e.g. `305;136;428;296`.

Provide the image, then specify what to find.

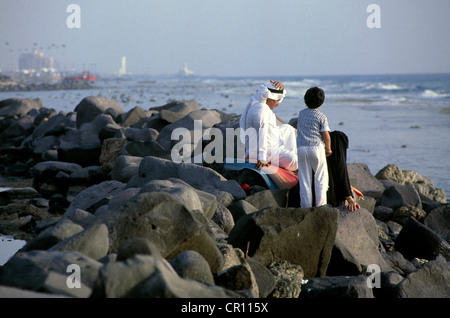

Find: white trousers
297;144;329;207
267;124;298;171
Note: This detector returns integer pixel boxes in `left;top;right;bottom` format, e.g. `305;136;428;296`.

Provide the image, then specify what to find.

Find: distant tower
118;56;126;76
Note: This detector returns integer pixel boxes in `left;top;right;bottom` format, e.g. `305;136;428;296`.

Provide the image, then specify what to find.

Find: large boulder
138;178;218;219
327;207;394;275
0;250;102;297
134;156;246;203
394;260;450;298
379;183;422;210
66;180;126;214
48;223;109;260
376;164;446;203
347;163;385;193
153;100;200;124
0;98;42;117
423;205;450;243
395;217;450;261
93;254;236;298
227;206;339;278
93;191;224;273
74;96;124;128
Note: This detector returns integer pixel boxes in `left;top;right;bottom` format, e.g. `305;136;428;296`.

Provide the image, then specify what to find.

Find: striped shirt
296;108;330;146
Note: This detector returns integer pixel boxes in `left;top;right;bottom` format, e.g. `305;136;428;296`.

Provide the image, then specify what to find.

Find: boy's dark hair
304;87;325;108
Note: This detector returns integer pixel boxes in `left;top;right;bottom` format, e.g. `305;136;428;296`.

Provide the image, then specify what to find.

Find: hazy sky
1;0;450;77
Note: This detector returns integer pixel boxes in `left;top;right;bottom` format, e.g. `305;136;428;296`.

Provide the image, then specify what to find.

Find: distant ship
179;63;194;76
63;70;96;82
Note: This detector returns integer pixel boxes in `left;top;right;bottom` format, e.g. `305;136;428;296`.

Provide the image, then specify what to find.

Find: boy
296;87;331;208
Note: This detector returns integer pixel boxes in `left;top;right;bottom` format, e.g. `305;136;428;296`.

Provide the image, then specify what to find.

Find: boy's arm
321;131;332;156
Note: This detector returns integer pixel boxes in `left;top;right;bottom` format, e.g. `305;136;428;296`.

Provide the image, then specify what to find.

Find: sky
1;0;450;77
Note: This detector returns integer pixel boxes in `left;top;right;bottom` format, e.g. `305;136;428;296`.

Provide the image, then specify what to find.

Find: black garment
327;131;353;207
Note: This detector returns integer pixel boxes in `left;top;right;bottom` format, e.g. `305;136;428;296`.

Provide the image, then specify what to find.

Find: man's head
264;82;286;110
304;87;325;109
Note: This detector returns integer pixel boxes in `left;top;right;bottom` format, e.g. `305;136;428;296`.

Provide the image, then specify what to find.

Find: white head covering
239;82;286;132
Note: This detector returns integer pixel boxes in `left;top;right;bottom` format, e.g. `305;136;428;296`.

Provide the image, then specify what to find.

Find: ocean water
0;73;449;199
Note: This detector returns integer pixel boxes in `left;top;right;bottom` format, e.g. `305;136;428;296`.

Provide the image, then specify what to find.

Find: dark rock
170;250;215;285
373;205;394;222
394;260;450;298
211;202;235;234
116;237;161;261
121;106;150;127
0;250;102;297
227;206;338;277
347;163;385;193
382;250;416;275
74;96;124;128
0;98;42;118
395;217;450;261
227;199;258;223
48;223;109;260
380;183;422;210
299;275;374;298
66;180;126;214
93;191;224;273
125;140;171;159
424;204;450;243
137;156;246;203
327;208;394;276
20;219;83;251
156;100;200;124
0;187;40;205
376;163;446;203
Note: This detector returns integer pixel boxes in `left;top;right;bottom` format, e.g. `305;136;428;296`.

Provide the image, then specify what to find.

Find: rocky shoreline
0;96;449;298
0;74;95;92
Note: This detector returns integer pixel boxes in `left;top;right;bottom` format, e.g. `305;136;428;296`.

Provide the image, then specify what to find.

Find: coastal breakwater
0;96;448;299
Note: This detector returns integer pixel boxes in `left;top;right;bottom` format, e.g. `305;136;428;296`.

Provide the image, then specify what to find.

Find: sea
0;72;449;264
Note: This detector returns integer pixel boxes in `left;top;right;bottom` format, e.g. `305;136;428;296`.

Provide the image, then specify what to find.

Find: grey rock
170;250;215;285
138;178;217;219
380;183;422;210
212;202;235;234
394;260;450;298
376;163;446;203
328;207;395;276
48;223;109;260
347;163;385;193
395;217;450;261
21;219;84;251
424;204;450;243
117;237;161;261
137;156;246;202
0;250;102;297
93;191;224;273
74;96;124;128
227;206;339;278
227;199;258;223
110;155;143;183
0;98;42;117
66;180;126;214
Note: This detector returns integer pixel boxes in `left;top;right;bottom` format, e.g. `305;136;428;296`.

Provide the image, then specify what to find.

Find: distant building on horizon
118;56;127;76
18;50;55;73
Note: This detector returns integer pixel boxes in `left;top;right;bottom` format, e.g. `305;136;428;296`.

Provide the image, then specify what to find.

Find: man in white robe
239;81;298;171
